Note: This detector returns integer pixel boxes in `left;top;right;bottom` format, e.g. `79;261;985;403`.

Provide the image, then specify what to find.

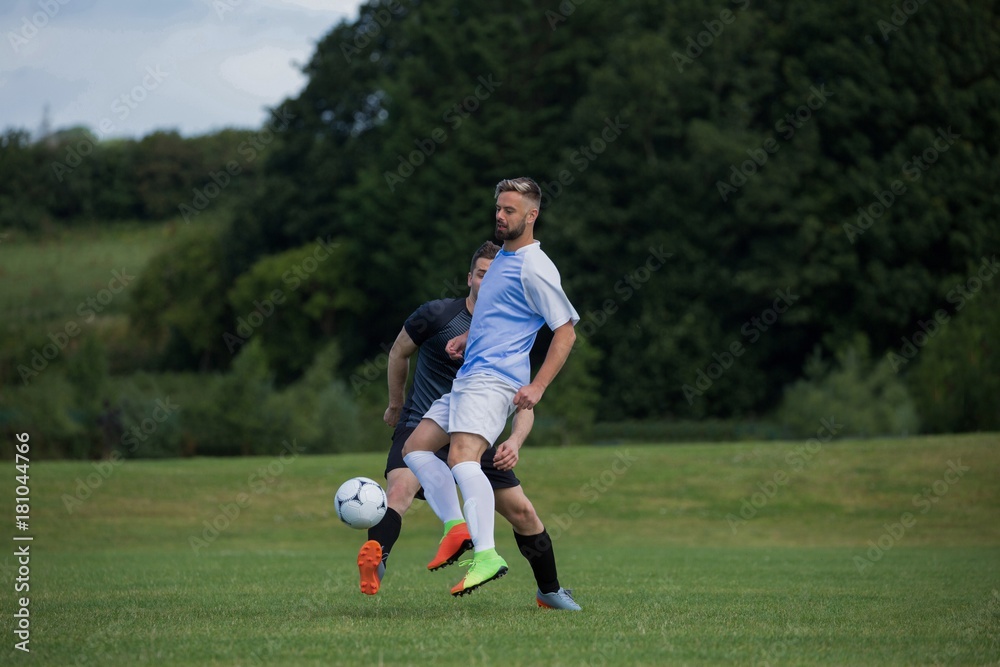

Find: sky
1;0;363;139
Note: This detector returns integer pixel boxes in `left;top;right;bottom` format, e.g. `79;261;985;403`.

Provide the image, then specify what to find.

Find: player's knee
402;431;427;456
386;483;415;515
446;450;462;468
385;470;420;514
501;496;542;534
513;506;535;528
447;446;478;468
520;508;544;534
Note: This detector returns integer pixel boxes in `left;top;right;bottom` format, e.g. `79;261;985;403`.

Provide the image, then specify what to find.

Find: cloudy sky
1;0;362;139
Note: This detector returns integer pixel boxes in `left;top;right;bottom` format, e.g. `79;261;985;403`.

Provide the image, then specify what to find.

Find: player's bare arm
384;327;419;427
445;330;469;360
513;321;576;411
494;408;534;471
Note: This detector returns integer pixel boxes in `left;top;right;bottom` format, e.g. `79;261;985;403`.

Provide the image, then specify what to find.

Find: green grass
2;434;999;665
0;221;179;328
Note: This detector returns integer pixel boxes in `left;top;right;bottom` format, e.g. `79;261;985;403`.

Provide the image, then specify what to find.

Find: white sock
403;451;463;524
451;461;495;553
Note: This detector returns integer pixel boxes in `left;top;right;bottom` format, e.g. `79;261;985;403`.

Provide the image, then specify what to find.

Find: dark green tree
127;224;232;370
906;274;1000;433
226;239;363;382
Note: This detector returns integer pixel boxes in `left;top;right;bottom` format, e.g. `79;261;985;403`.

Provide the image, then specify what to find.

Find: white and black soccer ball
334;477;387;529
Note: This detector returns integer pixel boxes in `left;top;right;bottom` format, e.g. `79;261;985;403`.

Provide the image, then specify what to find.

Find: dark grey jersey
400;298;471;428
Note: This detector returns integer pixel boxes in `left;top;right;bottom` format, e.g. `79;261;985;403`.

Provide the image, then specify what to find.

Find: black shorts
385;422;520;499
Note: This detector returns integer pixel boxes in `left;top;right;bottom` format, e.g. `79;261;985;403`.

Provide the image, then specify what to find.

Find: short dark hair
470;240;500;273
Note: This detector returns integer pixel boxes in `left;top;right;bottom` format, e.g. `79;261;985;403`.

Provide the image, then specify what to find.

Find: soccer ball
334;477;387;529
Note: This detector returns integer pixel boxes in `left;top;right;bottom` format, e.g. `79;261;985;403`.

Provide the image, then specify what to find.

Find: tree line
2;0;997;457
0;125;267;229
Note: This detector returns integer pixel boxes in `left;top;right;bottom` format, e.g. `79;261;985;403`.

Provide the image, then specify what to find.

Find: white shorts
422;373;517;445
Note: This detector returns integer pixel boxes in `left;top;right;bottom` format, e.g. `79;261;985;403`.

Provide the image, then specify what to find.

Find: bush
0;372;86;458
775;336;919;439
226;239;364;383
0;196;49;232
0;333;115;459
127;223;231;371
525;337;602;447
906;278;1000;433
109;372;193;458
95;343;371;459
267;343;365;454
208;339;289;456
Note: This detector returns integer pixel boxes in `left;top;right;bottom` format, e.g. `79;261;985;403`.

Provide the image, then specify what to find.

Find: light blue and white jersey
458;241;579;388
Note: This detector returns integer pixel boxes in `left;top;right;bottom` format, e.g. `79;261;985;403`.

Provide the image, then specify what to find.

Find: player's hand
446;331;469;360
494;439;521;471
383;405;401;428
513;382;544;410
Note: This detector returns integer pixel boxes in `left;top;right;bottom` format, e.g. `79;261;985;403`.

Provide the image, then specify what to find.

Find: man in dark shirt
357;241;580;610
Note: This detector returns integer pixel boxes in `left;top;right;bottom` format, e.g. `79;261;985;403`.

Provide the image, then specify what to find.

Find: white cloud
0;0;362;138
218;45;308;100
265;0;360;13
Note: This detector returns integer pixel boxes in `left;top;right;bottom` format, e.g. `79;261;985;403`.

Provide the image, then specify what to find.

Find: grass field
0;223;177;328
2;433;998;666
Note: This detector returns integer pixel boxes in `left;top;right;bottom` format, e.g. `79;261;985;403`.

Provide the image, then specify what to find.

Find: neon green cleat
450;549;508;597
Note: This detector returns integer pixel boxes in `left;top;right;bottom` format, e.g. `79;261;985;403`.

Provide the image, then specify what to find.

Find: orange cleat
427;522;473;571
357;540;383;595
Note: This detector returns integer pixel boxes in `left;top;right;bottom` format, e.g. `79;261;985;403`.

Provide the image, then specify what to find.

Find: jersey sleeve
521;252;580;331
403;299;466;346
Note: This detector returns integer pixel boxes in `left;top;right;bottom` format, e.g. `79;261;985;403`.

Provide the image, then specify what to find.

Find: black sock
514;528;560;594
367;508;402;567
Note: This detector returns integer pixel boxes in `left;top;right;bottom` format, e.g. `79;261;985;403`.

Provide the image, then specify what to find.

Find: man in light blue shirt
403;177;580;602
